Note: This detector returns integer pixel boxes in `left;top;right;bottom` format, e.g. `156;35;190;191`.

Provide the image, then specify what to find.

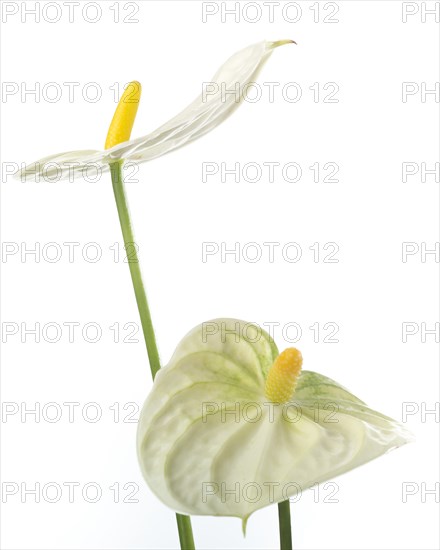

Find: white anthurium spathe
137;318;413;527
16;40;294;181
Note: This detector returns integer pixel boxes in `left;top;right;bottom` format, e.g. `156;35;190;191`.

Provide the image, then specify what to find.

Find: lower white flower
137;318;412;524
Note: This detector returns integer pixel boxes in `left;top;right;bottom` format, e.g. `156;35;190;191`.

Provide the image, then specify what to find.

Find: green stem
109;161;195;550
109;161;160;379
176;514;196;550
278;500;292;550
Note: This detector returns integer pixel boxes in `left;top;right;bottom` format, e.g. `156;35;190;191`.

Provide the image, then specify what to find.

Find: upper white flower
16;40;294;181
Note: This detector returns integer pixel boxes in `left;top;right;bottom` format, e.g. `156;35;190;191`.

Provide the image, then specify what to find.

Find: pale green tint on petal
295;370;366;404
137;319;412;520
16;40;292;181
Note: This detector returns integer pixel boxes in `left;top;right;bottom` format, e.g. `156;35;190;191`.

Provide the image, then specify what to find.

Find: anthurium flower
16;40;294;181
137;318;412;524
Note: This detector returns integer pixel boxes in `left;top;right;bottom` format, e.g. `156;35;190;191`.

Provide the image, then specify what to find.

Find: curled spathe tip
270;39;297;48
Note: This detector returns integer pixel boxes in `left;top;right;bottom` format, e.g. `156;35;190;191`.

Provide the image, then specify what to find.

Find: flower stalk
109;161;160;378
109;160;195;549
278;500;293;550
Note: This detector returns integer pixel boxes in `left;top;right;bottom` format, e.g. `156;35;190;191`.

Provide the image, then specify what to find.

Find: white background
1;1;439;549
